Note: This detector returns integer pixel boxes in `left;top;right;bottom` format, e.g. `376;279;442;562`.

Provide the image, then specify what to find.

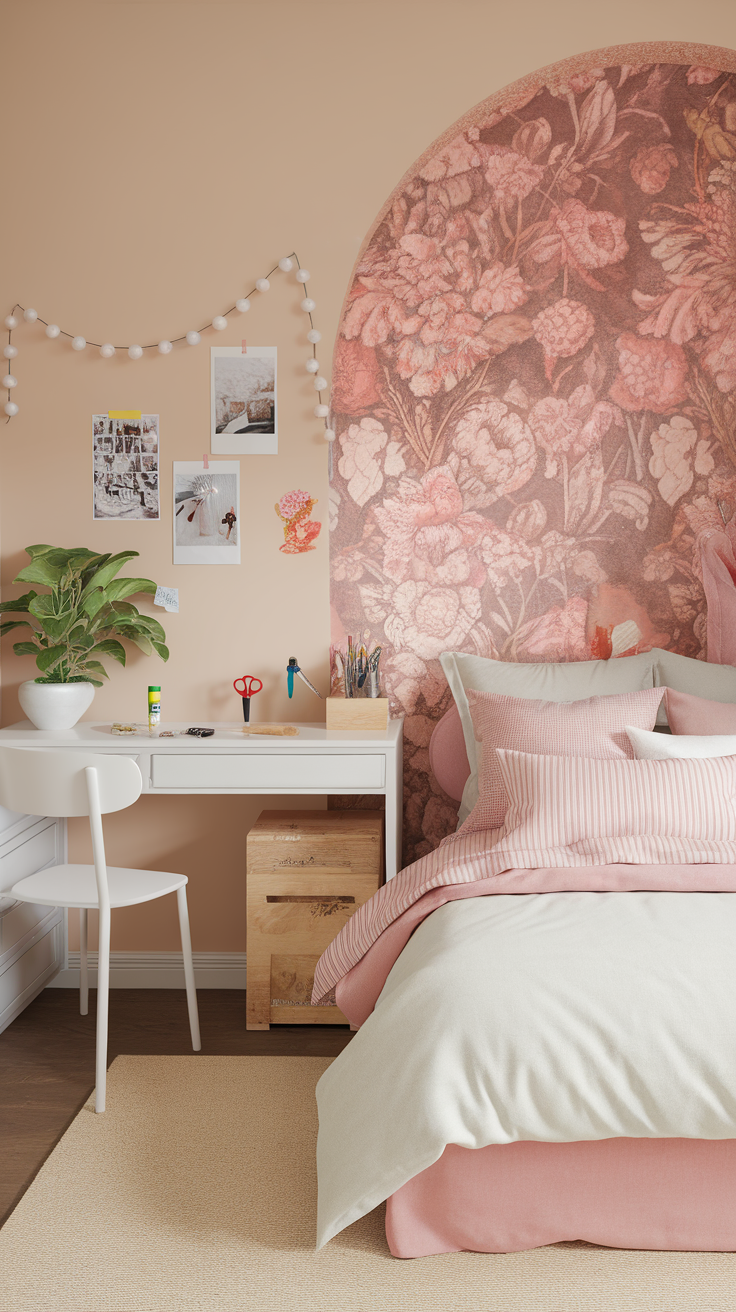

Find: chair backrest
0;747;142;818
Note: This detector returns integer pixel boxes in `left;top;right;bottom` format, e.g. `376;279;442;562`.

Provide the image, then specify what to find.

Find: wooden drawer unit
246;809;383;1029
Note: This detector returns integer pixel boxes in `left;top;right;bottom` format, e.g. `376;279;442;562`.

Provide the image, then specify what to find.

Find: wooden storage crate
246;809;383;1029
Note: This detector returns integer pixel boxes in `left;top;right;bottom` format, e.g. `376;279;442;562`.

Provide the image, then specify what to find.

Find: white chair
0;746;201;1112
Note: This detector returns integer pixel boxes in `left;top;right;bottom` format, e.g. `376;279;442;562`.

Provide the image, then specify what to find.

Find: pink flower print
506;499;547;540
331;338;383;413
277;489;312;520
555;199;628;270
374;466;487;587
383;581;482;661
629;143;679;196
419;133;482;183
483;147;544;206
275;490;321;555
382;651;445;716
531;298;595;380
397;310;492;397
470;262;528;316
608;333;690;413
687;66;722;84
448;398;536;509
649;415;715;506
477;524;538;588
338;417;392;507
546;67;606;98
528;385;621;477
517;595;590;662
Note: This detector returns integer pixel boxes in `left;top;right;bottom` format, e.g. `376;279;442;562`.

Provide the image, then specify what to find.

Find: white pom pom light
236;298;250;313
305;359;319;374
2;374;17;388
296;269;310;283
72;336;86;351
100;343;115;358
255;278;270;292
186;331;201;346
3;345;17;359
314;376;328;390
301;298;316;313
23;308;38;322
4;401;18;417
128;344;143;360
314;403;329;418
324;428;336;442
4;315;18;330
279;257;294;272
45;324;60;338
157;340;173;354
212;316;228;331
307;329;321;344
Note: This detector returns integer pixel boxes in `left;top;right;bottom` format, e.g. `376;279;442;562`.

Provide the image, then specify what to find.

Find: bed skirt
385;1138;736;1258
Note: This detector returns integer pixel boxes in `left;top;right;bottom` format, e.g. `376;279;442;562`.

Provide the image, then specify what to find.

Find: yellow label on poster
108;409;142;420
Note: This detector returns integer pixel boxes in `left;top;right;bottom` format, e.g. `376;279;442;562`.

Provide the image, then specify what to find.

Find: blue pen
287;657;323;700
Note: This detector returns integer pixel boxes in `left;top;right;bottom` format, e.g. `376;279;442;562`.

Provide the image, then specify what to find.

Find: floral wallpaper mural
329;42;736;862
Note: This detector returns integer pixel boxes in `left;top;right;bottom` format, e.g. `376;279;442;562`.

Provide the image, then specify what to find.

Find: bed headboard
329;41;736;864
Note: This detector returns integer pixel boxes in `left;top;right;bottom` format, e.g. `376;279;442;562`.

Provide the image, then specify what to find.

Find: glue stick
148;685;161;732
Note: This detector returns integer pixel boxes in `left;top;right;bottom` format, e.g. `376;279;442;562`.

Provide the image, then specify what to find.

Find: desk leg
384;765;403;881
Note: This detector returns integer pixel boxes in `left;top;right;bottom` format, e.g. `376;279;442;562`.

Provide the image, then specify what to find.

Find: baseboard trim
47;950;247;990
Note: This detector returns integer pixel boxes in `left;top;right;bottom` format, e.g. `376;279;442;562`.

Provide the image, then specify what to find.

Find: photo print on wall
173;460;241;565
211;346;277;455
93;412;159;520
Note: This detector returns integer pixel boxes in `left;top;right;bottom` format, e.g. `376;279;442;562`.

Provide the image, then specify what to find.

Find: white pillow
626;725;736;760
439;651;656;824
652;649;736;725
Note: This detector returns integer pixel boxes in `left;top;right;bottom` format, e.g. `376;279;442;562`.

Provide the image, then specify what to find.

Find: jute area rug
0;1057;734;1312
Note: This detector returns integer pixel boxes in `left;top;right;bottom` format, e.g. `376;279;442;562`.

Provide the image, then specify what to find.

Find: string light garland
3;252;336;441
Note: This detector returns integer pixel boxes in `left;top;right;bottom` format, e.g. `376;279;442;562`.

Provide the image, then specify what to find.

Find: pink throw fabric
700;519;736;667
385;1138;736;1257
464;686;664;831
428;703;470;802
666;686;736;735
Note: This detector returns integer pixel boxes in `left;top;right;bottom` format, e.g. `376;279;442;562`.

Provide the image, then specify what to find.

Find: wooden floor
0;987;352;1228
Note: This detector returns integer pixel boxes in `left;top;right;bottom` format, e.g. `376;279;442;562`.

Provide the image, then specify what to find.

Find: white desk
0;719;404;880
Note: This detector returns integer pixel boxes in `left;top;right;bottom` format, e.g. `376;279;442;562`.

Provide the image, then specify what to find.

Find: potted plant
0;545;169;730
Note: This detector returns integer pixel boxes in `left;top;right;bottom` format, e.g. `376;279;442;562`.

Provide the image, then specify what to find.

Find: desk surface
0;720;403;751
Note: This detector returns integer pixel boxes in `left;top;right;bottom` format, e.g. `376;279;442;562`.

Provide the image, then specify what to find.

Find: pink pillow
463;686;665;832
495;748;736;847
665;687;736;736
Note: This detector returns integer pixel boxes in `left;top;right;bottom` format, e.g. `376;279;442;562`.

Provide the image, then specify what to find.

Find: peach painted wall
2;0;735;952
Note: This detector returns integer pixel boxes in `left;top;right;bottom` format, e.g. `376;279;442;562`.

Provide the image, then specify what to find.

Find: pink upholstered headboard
429;705;471;803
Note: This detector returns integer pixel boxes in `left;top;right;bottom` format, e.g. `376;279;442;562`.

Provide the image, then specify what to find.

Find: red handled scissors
233;675;263;723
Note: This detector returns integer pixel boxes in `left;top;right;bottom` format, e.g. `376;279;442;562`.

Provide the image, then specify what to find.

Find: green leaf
130;614;167;643
38;548;103;574
80;552;140;599
13;641;41;656
23;545;54;559
81;591;109;620
36;644;67;672
91;639;126;666
128;634;154;656
13;558;64;588
152;641;170;662
79;660;109;680
1;620;35;637
0;592;38;614
102;577;156;604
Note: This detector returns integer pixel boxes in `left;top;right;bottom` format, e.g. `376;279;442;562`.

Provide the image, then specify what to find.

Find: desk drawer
151;753;385;791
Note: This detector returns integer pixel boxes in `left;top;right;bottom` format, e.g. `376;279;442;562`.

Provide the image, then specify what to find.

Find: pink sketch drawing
329;42;736;862
276;489;322;554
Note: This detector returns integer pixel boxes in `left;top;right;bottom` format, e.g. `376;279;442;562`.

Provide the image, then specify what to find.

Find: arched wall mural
329;40;736;863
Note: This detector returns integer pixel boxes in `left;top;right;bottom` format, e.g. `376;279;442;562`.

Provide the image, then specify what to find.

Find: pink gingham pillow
463;686;665;833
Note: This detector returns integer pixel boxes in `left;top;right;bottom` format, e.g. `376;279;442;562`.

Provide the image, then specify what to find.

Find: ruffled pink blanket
313;846;736;1020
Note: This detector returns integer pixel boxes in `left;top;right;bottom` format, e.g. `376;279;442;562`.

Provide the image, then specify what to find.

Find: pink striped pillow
495;749;736;848
463;686;665;833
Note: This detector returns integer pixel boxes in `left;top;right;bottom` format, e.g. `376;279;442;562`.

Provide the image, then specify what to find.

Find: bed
312;649;736;1257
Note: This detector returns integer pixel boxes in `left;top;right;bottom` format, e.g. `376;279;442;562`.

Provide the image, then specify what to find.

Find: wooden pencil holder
325;697;389;731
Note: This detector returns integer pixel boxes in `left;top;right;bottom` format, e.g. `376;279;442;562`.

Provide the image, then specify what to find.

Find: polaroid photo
93;413;159;520
211;346;277;455
173;460;241;565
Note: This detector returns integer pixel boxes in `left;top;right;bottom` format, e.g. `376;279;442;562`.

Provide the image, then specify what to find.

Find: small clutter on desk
148;685;161;732
111;722;137;735
241;724;299;736
326;637;389;730
233;674;263;722
286;657;322;700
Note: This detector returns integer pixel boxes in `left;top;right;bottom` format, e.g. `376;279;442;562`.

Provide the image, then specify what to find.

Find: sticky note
154;586;179;613
108;410;142;421
241;340;247;353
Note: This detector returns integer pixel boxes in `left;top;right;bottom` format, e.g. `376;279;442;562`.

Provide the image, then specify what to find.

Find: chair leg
176;885;201;1052
95;906;111;1114
79;909;89;1016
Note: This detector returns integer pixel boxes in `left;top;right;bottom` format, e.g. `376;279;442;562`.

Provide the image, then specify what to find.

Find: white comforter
316;891;736;1247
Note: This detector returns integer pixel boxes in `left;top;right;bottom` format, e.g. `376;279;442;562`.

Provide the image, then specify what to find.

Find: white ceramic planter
18;680;95;731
